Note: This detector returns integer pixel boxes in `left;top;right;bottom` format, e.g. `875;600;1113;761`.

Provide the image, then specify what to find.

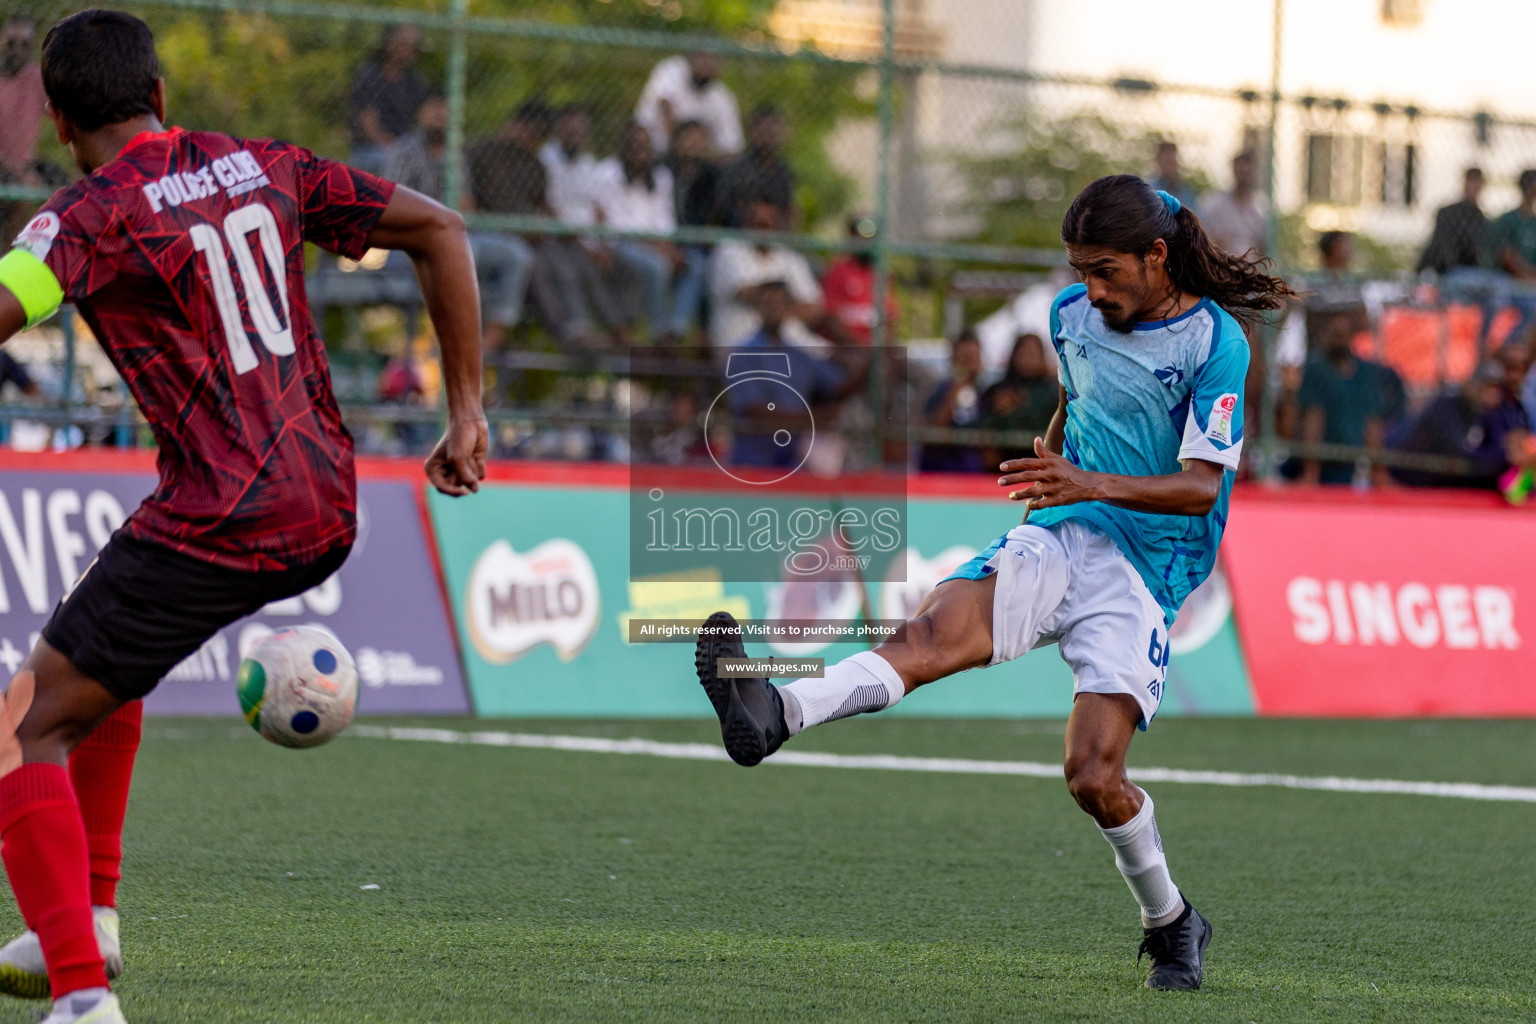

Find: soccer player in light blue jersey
695;174;1296;990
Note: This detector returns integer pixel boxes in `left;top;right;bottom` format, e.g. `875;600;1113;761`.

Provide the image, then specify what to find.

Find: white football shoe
0;906;121;999
40;990;127;1024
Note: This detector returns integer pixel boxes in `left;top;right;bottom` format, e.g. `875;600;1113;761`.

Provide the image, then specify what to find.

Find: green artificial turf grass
2;716;1532;1023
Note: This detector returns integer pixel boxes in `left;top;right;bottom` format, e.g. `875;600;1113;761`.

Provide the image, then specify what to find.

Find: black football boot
1138;900;1212;990
694;610;788;767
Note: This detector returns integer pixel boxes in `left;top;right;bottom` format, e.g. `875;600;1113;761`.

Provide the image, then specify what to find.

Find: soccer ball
237;626;358;748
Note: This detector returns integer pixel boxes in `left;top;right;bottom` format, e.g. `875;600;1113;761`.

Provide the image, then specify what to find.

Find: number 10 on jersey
189;201;294;374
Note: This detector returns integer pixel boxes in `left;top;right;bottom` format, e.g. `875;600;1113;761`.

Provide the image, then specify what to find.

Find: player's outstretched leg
0;645;129;1023
694;579;996;765
1065;693;1211;990
0;700;139;998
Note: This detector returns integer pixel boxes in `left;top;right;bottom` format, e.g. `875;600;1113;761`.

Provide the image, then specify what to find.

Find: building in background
784;0;1536;249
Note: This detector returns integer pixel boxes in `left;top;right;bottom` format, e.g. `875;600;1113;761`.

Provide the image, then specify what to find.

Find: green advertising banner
426;481;1255;719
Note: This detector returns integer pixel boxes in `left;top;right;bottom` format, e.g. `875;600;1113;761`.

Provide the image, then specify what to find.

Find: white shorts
945;520;1170;728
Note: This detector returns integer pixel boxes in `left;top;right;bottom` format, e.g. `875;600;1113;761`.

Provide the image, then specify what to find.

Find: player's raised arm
365;185;488;496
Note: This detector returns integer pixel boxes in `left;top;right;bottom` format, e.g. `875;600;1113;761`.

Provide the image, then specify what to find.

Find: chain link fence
2;0;1534;486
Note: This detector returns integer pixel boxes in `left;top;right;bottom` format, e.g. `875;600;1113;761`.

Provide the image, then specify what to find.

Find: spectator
980;332;1058;468
1418;167;1487;276
1525;347;1536;425
539;104;601;230
719;104;795;226
1483;168;1536;351
1300;231;1372;356
1420;168;1501;355
1149;141;1196;213
467;100;625;347
467;100;553;215
1394;354;1531;488
665;119;723;344
383;94;534;352
1317;230;1355;278
1276;232;1368;394
1199;149;1270;454
708;199;823;352
647;389;710;466
0;16;49;240
1372;358;1408;434
1200;150;1268;258
383;93;455;199
920;330;986;474
1297;317;1387;486
532;103;637;343
726;281;852;468
635;51;743;157
348;24;430;174
595;123;705;342
1490;343;1534;452
821;216;897;346
0;16;42;182
668;119;724;228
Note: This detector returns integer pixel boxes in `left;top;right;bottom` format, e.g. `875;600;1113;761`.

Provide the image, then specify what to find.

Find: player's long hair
1060;174;1296;325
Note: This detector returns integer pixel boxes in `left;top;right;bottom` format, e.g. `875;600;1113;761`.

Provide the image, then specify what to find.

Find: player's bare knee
886;614;956;687
4;659;121;767
1063;751;1123;815
14;709;94;765
900;615;939;681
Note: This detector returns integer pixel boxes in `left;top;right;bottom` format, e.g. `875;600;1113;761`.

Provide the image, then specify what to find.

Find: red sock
69;701;142;908
0;763;107;997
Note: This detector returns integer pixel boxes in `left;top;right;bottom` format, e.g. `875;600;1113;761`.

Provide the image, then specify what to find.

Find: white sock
1098;788;1184;928
56;987;111;1017
779;651;905;736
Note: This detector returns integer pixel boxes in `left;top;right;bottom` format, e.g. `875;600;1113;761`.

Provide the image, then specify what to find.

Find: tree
956;106;1211;248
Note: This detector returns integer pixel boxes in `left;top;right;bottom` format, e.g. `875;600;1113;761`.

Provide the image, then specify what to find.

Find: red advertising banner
1222;489;1534;716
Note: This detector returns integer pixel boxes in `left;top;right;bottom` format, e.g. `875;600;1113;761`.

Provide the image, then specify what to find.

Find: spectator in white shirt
539;104;601;228
708;199;825;352
1200;150;1269;258
596;123;700;340
635;51;743;157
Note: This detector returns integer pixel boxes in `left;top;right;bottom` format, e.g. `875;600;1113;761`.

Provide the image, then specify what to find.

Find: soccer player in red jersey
0;11;488;1023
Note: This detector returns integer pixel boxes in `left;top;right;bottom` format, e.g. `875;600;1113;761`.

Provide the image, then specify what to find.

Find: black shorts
42;533;352;702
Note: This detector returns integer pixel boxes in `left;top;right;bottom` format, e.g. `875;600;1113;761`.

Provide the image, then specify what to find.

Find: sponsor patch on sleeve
1207;392;1238;445
11;211;59;262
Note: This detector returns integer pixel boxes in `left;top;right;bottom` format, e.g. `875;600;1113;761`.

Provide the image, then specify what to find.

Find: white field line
345;725;1536;805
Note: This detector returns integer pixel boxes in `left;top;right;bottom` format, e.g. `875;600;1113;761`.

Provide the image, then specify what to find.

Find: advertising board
428;469;1252;719
0;457;470;715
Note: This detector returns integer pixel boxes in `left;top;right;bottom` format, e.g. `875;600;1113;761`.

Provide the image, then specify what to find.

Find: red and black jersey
27;128;394;571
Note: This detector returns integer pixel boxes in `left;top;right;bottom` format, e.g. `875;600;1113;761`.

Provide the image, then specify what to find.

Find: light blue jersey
1024;283;1249;624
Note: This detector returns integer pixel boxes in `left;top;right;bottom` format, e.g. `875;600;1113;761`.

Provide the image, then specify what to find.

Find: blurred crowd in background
2;14;1535;493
